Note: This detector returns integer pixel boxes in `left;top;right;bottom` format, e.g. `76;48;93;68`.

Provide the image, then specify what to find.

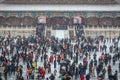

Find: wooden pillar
45;25;47;37
51;26;53;36
74;27;76;37
96;30;97;38
67;25;70;39
83;25;85;37
105;30;107;38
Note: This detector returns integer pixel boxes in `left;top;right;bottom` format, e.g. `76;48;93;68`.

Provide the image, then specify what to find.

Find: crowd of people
0;25;119;80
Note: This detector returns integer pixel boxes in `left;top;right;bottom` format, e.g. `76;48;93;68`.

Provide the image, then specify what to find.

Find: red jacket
41;69;45;78
57;55;61;61
80;74;84;80
50;55;54;62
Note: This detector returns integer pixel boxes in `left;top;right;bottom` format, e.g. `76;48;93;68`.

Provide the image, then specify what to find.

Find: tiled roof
0;4;120;11
2;0;118;4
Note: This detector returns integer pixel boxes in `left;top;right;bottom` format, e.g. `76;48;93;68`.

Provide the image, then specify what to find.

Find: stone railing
84;26;120;38
0;26;36;37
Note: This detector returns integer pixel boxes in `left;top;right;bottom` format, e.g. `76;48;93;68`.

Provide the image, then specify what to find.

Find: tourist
86;73;91;80
114;70;118;80
80;74;84;80
49;73;55;80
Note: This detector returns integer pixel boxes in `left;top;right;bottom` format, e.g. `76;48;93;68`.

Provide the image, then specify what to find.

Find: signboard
52;25;67;30
38;16;46;24
73;16;82;24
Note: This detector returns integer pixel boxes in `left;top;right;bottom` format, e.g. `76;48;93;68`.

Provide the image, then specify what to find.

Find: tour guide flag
73;16;82;24
38;16;46;24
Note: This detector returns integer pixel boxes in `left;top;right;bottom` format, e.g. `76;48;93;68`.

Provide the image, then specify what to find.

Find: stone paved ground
0;40;120;80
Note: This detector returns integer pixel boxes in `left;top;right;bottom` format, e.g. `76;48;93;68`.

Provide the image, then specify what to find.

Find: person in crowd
114;70;118;80
49;73;55;80
102;67;106;79
86;73;91;80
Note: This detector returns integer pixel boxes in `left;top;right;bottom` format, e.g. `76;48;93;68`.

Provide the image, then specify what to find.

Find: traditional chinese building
0;0;120;38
